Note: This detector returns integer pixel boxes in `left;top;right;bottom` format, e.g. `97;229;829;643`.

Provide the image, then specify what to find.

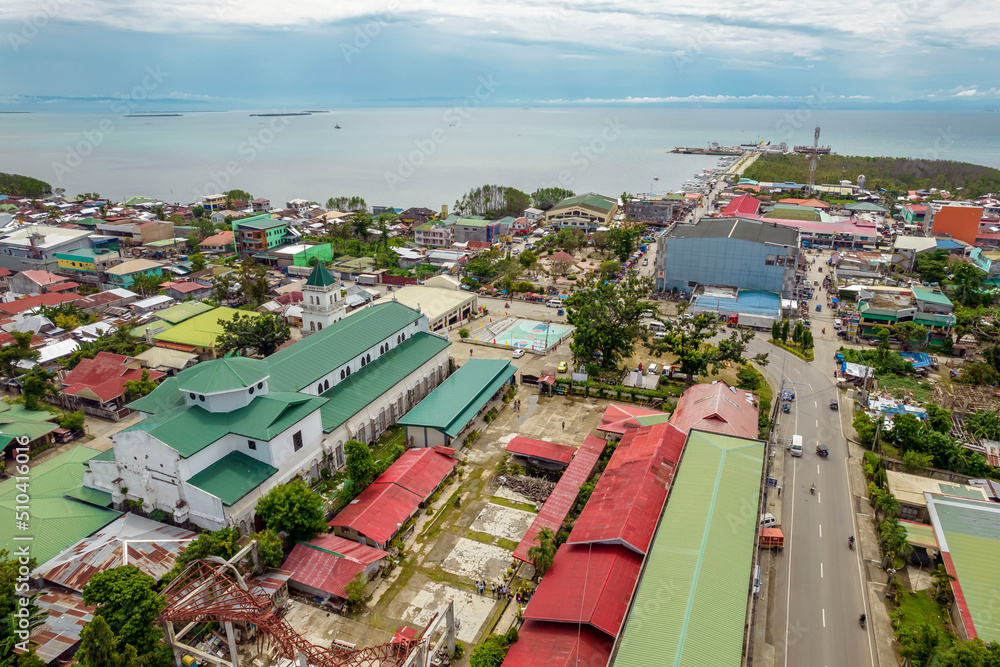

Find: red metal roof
19;269;66;286
667;381;759;440
506;436;575;466
513;434;605;563
597;403;664;436
567;423;685;553
48;282;80;292
722;194;761;217
62;351;165;403
282;534;387;599
0;292;78;316
501;620;613;667
521;544;643;637
433;445;455;457
374;448;456;499
329;483;422;545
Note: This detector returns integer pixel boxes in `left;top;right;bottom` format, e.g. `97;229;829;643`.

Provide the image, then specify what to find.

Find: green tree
345;440;379;493
893;321;928;352
0;331;39;376
607;226;643;263
529;187;574;211
965;410;1000;441
454;184;530;219
81;566;171;667
914;249;949;284
591;230;609;254
736;364;764;392
901;450;934;474
237;259;269;305
344;573;368;612
58;410;87;433
555;228;583;254
189;252;207;272
951;262;987;306
527;527;557;579
128;272;164;297
216;313;291;357
224;189;253;206
936;638;1000;666
565;273;650;369
956;361;1000;386
211;273;235;305
771;320;780;341
255;478;326;543
518;249;537;268
162;527;283;584
21;367;57;411
924;403;952;434
780;319;790;343
76;615;139;667
192;205;205;218
873;492;900;524
458;328;470;339
123;369;159;401
598;260;621;279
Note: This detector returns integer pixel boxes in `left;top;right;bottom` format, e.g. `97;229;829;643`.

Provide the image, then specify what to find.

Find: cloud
954;89;978;97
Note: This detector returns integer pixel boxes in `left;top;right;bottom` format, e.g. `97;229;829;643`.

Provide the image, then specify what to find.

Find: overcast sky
2;0;998;109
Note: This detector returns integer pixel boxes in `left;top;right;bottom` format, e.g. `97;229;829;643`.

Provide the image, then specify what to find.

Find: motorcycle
859;614;866;629
849;536;855;550
810;483;816;495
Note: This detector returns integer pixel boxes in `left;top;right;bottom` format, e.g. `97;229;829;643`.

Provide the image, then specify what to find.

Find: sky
1;0;999;110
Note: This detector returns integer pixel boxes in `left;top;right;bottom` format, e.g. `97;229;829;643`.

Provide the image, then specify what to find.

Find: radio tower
805;126;820;195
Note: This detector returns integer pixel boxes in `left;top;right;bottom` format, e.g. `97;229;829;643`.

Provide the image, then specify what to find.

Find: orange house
932;206;983;245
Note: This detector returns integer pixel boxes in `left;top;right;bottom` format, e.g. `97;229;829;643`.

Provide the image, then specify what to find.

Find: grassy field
876;374;933;403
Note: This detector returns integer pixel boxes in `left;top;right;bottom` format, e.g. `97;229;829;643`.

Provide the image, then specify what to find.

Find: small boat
334;124;341;129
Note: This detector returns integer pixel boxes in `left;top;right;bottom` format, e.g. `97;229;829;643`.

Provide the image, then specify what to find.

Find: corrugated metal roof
23;590;95;663
0;447;121;564
123;392;326;458
669;217;798;246
157;300;214;324
668;381;759;440
375;448;456;499
176;356;270;395
126;376;186;413
598;404;671;436
505;436;576;465
502;620;612;667
522;544;643;637
569;423;686;554
186;451;278;506
514;434;605;563
62;351;165;403
268;301;423;392
153;306;262;349
328;482;422;545
282;534;387;599
397;359;514;437
318;332;450;432
613;429;765;667
926;493;1000;642
900;520;938;549
38;513;198;592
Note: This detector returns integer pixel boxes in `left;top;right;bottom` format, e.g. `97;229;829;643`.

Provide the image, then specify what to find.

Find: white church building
84;265;452;533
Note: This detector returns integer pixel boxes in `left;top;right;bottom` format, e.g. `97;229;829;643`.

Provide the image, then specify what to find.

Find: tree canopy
0;172;51;198
345;440;379;494
564;273;650;369
454;184;530;219
255;478;326;543
607;226;644;263
216;312;291;358
648;314;768;385
529;187;574;211
914;250;949;285
81;566;172;667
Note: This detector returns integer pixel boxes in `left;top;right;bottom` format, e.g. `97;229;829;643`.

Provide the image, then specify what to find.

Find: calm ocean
1;108;998;209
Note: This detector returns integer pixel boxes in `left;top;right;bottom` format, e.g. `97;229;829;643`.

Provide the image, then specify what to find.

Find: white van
759;513;776;528
790;434;803;457
647;321;666;333
546;299;563;308
647;363;658;375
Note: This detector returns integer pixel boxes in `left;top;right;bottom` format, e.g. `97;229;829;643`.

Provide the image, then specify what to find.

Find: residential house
201;194;226;212
55;246;122;284
398;207;436;225
0;225;94;272
60;352;166;421
211;210;244;226
85;301;452;532
162;281;213;301
8;270;70;296
102;259;164;290
232;214;289;256
72;288;137;314
96;219;174;245
856;286;956;347
891;236;939;272
453;218;500;244
524;208;544;223
414;220;454;247
130;295;175;316
198;230;235;254
0;292;79;318
286;198;310;213
251;198;271;212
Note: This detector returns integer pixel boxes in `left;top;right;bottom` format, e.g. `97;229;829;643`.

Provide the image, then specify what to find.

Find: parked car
512;349;525;358
642;259;648;266
557;361;568;373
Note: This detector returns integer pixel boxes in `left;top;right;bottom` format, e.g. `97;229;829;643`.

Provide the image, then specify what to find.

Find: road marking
814;401;818;408
820;562;824;578
808;383;813;391
817;464;820;475
818;492;821;504
818;524;822;538
816;419;819;428
822;608;826;628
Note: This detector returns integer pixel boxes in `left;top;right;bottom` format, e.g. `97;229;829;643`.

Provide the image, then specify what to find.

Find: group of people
475;580;532;604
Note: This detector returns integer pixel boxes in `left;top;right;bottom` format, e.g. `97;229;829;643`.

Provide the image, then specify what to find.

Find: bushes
470;628;519;667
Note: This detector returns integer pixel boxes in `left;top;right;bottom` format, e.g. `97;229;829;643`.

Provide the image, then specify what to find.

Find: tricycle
782;403;791;413
816;304;822;312
816;445;829;457
829;400;839;410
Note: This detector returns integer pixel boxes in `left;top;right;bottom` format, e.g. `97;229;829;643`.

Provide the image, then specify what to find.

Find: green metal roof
0;403;60;442
123;392;326;458
157;301;215;324
635;413;672;426
186;451;277;506
127;376;186;413
268;301;423;393
234;213;285;230
910;285;954;308
913;313;955;327
0;421;58;441
927;495;1000;642
614;429;765;667
551;192;617;214
176;356;270;395
131;319;174;338
319;332;451;432
455;218;496;228
65;485;114;507
153;307;261;349
0;446;121;563
397;359;515;438
88;447;117;462
305;261;337;287
900;520;938;549
846;202;889;213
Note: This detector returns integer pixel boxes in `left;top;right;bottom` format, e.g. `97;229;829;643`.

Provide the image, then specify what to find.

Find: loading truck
760;527;784;550
734;313;775;330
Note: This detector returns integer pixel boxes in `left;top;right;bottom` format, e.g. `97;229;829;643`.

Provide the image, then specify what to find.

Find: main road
747;250;877;666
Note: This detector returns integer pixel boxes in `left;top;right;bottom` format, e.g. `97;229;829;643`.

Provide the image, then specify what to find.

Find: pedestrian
777;486;782;497
562;421;565;430
491;583;496;596
470;348;473;356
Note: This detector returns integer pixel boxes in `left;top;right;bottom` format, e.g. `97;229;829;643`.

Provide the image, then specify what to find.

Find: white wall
181;381;268;413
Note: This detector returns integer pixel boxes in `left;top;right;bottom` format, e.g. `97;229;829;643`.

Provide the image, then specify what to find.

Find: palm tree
527;527;557;580
931;564;956;604
874;491;900;523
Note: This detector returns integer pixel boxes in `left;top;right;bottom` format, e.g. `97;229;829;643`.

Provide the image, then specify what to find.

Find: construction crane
805;126;820;196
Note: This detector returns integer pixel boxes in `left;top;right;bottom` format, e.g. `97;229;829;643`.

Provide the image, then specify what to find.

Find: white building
301;262;345;335
0;225;93;272
84;301;452;533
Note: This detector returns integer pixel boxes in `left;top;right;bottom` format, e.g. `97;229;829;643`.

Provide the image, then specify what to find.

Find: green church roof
306;261;337;288
177;356;271;395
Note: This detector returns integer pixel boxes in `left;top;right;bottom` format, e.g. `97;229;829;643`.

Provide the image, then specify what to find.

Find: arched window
310;321;315;331
367;354;371;364
341;369;345;380
317;322;322;330
324;379;330;391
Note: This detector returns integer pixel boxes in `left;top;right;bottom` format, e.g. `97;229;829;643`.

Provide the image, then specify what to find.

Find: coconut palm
932;564;957;604
527;527;557;580
874;491;900;523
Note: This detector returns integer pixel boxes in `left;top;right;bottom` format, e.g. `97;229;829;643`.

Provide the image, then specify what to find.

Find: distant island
743;154;1000;198
124;114;182;117
249;112;313;117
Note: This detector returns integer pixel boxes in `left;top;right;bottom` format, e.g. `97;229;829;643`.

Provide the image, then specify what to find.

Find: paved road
750;251;876;667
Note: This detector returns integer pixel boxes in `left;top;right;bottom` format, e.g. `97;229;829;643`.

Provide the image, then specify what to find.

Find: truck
736;313;775;330
760;527;784;550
